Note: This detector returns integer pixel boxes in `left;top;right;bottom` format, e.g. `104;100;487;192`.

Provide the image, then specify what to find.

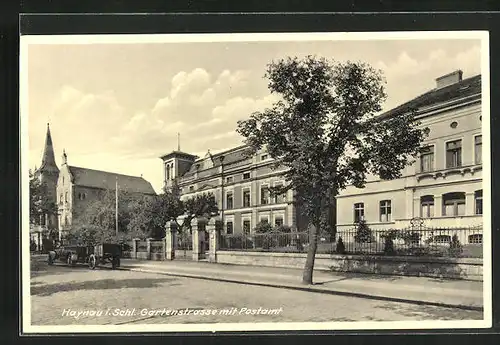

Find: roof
39;123;59;174
183;145;249;176
68;166;156;195
159;150;198;161
379;74;481;120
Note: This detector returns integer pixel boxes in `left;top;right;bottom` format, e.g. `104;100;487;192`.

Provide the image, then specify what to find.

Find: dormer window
261;154;268;161
189;186;194;192
243;172;251;180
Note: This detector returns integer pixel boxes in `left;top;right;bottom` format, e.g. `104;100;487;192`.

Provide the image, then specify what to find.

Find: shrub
254;221;274;234
274;225;292;233
383;236;395;255
449;234;463;257
335;236;346;254
354;220;373;243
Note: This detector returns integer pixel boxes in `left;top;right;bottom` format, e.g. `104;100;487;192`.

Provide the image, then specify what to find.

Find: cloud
112;68;277;158
377;45;481;111
29;85;127;160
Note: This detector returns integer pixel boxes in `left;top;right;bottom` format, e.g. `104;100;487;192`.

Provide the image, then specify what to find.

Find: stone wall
215;251;483;281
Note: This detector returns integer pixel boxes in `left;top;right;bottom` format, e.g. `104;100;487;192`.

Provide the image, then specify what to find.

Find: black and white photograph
20;31;491;333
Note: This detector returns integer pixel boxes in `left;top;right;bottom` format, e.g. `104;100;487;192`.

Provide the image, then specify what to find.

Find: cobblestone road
29;256;483;326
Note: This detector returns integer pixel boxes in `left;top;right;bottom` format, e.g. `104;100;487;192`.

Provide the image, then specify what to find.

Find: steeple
39;123;59;174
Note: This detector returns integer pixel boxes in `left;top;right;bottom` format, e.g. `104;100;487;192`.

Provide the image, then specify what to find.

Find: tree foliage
29;169;58;226
172;185;219;234
236;56;428;284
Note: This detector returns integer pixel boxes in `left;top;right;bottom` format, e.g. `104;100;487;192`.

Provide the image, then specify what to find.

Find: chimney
436;70;463;89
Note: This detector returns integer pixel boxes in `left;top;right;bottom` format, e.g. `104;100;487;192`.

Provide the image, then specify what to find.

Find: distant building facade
336;70;483;231
57;152;157;239
32;124;157;242
31;124;60;249
161;70;483;237
160;148;308;235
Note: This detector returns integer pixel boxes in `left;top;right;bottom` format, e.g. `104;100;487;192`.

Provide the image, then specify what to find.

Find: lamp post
219;155;225;228
115;177;119;236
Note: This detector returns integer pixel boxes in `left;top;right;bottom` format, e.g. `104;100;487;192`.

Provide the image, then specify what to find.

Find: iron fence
219;231;310;253
150;241;164;253
136;241;148;252
218;225;483;258
334;225;483;258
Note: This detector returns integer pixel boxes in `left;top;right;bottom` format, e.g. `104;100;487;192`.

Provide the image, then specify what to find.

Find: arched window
442;192;466;216
468;234;482;244
420;195;434;218
166;164;171;181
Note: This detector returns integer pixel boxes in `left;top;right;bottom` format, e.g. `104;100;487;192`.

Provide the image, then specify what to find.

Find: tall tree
71;189;144;243
29;169;57;226
174;190;219;234
236;56;427;284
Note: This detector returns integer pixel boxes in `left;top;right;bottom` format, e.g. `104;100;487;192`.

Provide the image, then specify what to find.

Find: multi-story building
336;70;483;231
161;70;483;237
31;124;157;241
57;151;157;239
160;148;308;235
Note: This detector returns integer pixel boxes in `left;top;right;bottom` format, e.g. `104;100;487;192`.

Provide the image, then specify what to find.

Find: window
420;146;434;172
468;234;482;244
189;186;194;192
226;176;233;184
261;186;270;205
226;221;233;235
166;164;170;181
260;218;269;224
353;203;364;223
420;195;435;218
243;172;251;180
243;190;251;207
261;154;268;161
432;235;451;244
65;192;68;203
59;194;63;205
226;192;234;210
475;190;483;215
243;220;251;235
274;183;286;203
446;140;462;168
442;192;466;216
275;217;284;227
379;200;392;222
475;135;482;165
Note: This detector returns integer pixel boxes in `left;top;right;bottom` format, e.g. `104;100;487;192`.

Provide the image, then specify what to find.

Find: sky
24;34;483;193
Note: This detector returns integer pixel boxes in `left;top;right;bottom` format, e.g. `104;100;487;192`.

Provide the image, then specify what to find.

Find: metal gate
176;232;193;260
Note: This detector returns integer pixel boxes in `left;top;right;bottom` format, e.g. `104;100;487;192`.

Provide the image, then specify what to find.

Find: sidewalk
118;259;483;311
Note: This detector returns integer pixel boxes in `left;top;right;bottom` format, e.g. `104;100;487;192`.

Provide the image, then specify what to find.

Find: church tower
36;123;60;232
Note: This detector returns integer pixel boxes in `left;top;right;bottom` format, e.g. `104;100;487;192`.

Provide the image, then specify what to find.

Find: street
29;256;482;325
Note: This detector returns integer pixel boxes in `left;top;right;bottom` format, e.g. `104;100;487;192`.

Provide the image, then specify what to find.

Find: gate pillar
206;216;222;263
191;216;208;261
165;221;177;260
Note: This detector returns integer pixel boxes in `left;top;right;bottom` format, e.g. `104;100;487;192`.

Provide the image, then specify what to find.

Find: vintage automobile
48;243;122;269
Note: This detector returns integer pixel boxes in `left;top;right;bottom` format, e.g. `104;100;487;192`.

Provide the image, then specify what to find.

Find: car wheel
89;254;97;270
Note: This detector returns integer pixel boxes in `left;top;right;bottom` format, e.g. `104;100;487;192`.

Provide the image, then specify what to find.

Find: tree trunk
302;222;319;285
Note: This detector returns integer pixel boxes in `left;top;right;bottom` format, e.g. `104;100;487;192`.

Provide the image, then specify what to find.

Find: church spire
39;123;59;173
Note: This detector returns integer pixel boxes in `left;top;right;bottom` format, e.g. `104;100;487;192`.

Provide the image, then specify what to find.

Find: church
33;124;156;244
